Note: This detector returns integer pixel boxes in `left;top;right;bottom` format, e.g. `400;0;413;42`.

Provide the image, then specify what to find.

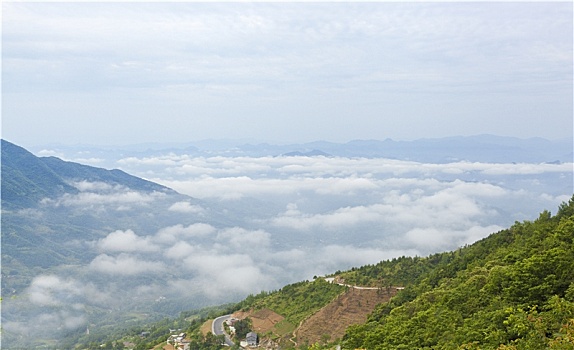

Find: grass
273;319;296;336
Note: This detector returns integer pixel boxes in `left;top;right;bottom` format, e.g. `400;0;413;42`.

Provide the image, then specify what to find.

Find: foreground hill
99;197;574;350
340;197;574;349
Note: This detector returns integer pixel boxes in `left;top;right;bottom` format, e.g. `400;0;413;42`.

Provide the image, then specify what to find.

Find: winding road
212;314;234;347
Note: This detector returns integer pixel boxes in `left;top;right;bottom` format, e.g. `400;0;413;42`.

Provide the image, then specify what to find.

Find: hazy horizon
5;133;573;154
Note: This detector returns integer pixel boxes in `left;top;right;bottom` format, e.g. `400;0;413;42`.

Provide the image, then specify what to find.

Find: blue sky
2;2;572;147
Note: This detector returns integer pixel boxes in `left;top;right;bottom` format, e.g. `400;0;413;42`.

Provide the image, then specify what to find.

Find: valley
1;137;572;349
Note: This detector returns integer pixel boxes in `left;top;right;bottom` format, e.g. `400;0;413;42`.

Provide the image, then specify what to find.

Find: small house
246;332;258;347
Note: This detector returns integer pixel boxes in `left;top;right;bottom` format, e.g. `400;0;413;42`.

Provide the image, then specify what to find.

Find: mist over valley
3;2;572;348
2;137;572;348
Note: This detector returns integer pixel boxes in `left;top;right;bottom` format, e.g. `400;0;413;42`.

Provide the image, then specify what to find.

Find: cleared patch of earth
233;308;285;335
294;286;398;346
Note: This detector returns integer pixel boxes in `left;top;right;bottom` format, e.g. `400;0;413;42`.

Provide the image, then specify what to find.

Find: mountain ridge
1;139;175;210
1;139;79;209
25;134;574;166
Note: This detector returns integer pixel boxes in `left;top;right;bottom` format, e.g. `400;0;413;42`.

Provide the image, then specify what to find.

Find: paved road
326;277;404;291
212;314;234;347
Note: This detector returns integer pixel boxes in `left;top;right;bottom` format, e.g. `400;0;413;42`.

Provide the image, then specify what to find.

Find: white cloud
142;156;571;201
479;162;574;175
37;149;64;157
168;201;205;214
404;225;504;251
89;253;166;275
27;275;82;307
72;180;116;192
97;229;158;253
48;190;164;208
26;155;571;310
157;175;378;200
154;223;216;244
60;312;87;330
72;158;105;165
164;241;196;260
270;204;384;231
216;227;271;251
181;252;273;298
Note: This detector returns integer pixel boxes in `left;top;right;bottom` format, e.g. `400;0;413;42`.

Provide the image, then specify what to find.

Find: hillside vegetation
341;196;574;350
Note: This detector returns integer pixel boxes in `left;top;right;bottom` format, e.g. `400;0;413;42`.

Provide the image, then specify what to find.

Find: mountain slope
244;198;574;349
40;155;174;194
1;139;182;275
294;286;397;346
1;139;173;210
2;140;228;349
341;197;574;350
1;139;78;209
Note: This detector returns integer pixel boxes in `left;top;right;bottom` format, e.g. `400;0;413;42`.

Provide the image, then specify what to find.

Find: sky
1;1;573;147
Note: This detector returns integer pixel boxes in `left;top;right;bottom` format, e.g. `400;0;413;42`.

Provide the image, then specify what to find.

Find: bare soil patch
294;287;398;345
233;308;285;334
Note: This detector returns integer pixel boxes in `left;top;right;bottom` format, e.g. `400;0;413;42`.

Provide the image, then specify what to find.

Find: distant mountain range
26;134;573;168
243;135;573;162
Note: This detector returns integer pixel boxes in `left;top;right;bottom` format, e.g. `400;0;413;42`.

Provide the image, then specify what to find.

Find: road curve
212;314;234;346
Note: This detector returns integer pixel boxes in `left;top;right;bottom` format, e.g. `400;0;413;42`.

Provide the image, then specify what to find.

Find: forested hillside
1;139;188;295
341;196;574;349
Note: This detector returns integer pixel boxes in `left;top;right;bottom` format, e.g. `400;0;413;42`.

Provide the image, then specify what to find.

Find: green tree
234;318;252;339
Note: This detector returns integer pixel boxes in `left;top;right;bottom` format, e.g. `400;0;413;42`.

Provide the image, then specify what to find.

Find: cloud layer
3;154;571;347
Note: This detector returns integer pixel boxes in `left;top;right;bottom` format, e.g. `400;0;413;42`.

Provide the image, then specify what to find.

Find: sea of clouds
3;153;572;345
